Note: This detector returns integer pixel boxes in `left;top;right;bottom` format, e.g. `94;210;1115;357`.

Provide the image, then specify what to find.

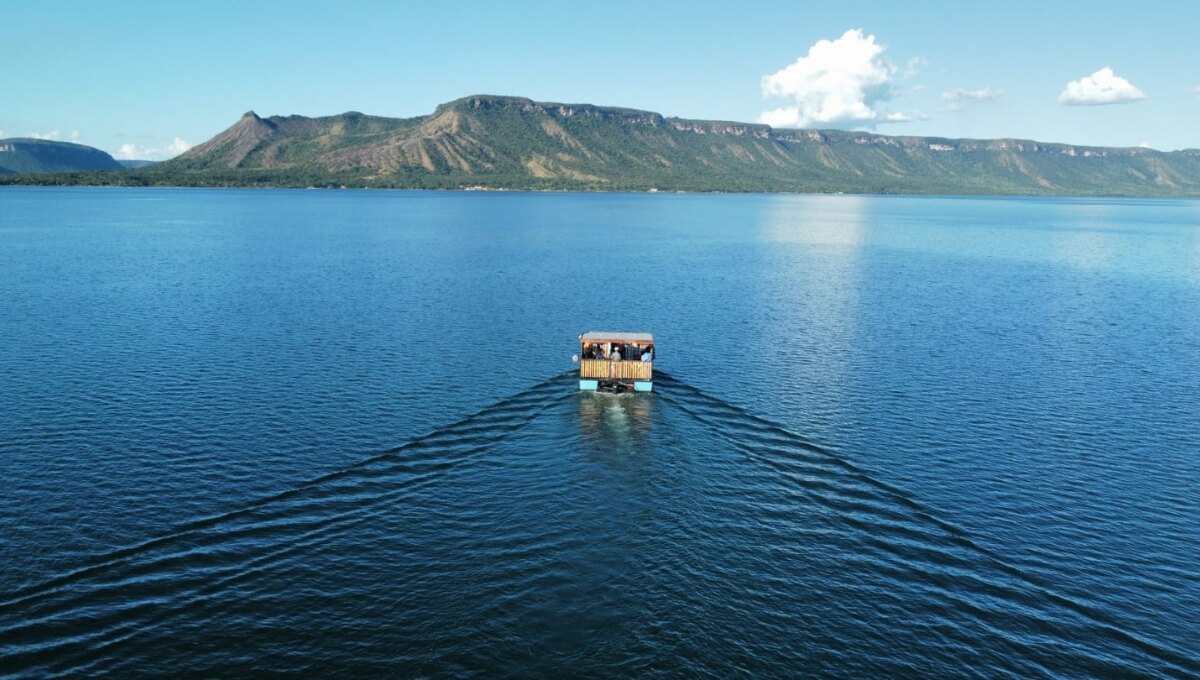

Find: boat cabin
577;331;654;392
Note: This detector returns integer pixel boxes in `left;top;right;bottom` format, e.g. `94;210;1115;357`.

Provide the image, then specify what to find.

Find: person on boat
641;345;654;362
611;344;623;360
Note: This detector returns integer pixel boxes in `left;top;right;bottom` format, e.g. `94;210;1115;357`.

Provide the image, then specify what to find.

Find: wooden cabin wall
579;359;652;381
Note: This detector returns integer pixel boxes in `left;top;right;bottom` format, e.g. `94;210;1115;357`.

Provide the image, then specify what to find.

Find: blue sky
3;0;1197;158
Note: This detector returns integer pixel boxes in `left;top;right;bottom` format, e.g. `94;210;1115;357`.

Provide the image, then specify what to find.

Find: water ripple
1;374;1195;677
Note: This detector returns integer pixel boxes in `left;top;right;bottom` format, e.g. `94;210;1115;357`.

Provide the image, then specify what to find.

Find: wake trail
0;372;576;612
653;372;1200;676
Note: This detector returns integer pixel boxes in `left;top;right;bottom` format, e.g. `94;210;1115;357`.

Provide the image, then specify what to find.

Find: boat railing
579;358;652;381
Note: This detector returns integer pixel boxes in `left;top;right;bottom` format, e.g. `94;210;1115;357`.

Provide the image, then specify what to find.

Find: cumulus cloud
113;137;193;161
70;130;81;143
1059;67;1145;105
165;137;192;155
113;144;141;160
759;28;912;128
27;130;62;140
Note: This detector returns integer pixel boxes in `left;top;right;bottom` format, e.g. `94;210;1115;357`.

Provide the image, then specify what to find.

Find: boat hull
578;379;653;393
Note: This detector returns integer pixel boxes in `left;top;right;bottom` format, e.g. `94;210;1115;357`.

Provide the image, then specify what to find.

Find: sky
3;0;1198;159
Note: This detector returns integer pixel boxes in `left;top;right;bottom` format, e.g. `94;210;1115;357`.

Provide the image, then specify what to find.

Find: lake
1;187;1198;676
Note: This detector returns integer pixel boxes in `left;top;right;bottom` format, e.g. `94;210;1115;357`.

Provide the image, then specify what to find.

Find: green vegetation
0;138;124;174
4;96;1200;195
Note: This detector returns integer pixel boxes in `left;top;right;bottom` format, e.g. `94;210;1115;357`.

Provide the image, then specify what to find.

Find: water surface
1;188;1198;676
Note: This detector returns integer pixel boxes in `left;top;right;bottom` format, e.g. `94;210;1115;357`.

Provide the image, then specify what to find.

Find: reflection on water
759;195;868;246
576;392;654;454
1047;202;1123;273
747;195;868;421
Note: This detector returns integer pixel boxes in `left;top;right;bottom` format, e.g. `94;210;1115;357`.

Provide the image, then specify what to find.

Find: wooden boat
576;331;654;392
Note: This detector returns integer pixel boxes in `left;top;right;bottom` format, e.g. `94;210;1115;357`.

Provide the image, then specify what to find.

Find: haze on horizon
3;0;1197;160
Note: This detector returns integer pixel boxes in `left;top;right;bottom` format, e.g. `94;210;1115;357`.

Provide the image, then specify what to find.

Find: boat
575;331;654;393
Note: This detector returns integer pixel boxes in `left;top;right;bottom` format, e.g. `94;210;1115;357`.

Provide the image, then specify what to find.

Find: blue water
1;188;1198;676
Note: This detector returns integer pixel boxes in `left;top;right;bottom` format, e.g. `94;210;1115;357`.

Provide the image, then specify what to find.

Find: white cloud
942;87;1002;102
759;28;912;128
112;137;193;161
22;129;86;143
113;143;141;160
903;56;926;80
1059;67;1145;105
942;87;1003;112
1193;85;1200;97
165;137;192;155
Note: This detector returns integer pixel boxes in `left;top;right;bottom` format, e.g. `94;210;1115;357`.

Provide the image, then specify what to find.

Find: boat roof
581;331;654;343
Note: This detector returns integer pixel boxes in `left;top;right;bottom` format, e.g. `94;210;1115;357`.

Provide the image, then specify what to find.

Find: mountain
0;138;124;174
7;96;1200;195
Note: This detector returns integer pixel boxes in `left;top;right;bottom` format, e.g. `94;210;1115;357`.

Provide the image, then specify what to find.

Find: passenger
583;345;594;360
596;347;608;360
641;345;654;362
611;344;623;360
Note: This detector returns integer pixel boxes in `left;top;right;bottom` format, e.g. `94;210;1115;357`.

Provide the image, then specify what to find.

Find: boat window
579;340;653;361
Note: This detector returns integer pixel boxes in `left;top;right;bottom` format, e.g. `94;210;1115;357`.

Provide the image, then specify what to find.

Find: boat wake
0;372;1194;677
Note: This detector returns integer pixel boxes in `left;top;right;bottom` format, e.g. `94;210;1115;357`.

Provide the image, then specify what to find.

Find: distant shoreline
4;181;1198;202
7;95;1200;198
